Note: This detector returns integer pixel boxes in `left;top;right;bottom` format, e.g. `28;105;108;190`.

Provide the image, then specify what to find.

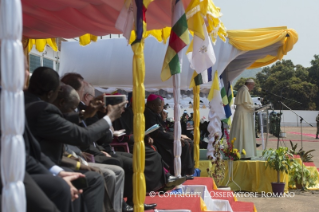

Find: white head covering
246;79;255;83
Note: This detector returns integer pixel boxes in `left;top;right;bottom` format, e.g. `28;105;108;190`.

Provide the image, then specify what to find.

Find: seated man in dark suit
23;122;85;212
52;84;126;212
144;94;195;176
24;67;125;212
0;86;81;212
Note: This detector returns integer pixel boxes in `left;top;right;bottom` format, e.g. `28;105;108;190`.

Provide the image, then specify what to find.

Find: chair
110;142;130;153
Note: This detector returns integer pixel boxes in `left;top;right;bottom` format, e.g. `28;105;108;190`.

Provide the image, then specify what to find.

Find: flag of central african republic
161;0;189;81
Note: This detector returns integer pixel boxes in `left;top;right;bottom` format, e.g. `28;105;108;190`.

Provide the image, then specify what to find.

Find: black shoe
144;203;157;210
256;136;260;138
122;201;134;212
256;143;261;147
185;175;194;180
163;176;186;191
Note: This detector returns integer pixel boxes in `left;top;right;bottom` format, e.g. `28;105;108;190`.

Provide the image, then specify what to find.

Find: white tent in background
59;27;297;91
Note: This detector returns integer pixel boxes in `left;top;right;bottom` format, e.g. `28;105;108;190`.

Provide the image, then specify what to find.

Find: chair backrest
109;142;130;153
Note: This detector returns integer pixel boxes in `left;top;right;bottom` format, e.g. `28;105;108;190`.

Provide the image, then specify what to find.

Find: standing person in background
229;79;259;158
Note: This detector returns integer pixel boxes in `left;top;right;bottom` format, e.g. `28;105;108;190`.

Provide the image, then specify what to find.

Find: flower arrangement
208;138;225;186
222;137;246;161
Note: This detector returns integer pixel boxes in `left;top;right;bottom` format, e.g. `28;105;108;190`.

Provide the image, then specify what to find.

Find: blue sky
214;0;319;68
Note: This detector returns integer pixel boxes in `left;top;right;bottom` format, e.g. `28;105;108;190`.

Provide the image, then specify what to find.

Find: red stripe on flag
169;31;187;53
143;5;147;22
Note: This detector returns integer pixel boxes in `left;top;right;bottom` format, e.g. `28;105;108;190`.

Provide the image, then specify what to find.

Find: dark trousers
154;138;195;176
62;168;105;212
110;146;166;203
81;171;105;212
94;155;122;166
110;151;134;202
26;173;73;212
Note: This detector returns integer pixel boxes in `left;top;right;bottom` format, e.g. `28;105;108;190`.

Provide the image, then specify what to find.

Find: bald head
53;84;80;113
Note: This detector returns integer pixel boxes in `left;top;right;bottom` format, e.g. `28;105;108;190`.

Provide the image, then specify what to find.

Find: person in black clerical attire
61;73;185;209
144;94;195;176
112;101;182;191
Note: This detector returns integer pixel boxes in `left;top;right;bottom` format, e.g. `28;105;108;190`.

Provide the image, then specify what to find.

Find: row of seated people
1;65;196;212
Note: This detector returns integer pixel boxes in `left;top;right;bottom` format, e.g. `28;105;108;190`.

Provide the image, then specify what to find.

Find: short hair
61;73;84;91
28;67;60;96
56;84;79;103
56;84;73;101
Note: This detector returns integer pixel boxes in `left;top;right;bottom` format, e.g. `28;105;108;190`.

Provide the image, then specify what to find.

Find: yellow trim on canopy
79;34;98;46
26;38;58;53
227;26;298;69
24;33;98;53
129;27;171;44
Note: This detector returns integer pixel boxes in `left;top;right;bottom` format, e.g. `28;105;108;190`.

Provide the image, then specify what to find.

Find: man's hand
107;101;128;122
101;151;112;157
181;137;189;147
58;171;85;178
94;95;107;113
62;175;84;201
83;99;105;119
146;137;154;145
181;134;190;140
161;110;168;121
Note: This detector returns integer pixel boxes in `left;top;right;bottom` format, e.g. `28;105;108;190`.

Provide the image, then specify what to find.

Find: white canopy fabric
219;40;283;84
0;0;26;211
59;35;285;91
59;37;197;91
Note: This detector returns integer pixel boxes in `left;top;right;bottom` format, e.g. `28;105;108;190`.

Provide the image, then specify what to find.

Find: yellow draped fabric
185;0;227;58
305;166;319;190
129;27;171;45
199;160;289;193
24;33;98;53
79;34;98;46
131;40;146;212
193;81;200;168
288;159;319;190
227;26;298;69
185;0;226;42
25;38;58;53
131;1;153;211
